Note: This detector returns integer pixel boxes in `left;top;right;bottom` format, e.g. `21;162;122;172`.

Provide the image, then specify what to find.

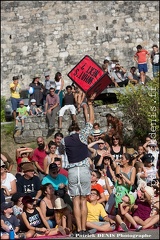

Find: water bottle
9;227;15;240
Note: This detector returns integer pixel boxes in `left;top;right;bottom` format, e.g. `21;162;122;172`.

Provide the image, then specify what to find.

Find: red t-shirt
32;148;47;170
59;168;68;178
135;49;149;63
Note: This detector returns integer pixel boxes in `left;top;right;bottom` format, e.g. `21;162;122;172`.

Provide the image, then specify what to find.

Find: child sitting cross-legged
115;193;142;232
86;189;116;234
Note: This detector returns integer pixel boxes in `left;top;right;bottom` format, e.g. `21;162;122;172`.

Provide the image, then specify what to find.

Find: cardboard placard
67;55;112;97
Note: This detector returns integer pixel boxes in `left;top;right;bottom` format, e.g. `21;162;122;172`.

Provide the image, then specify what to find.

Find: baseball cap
1;202;13;212
49;163;58;172
30;99;36;103
105;56;111;61
141;153;154;163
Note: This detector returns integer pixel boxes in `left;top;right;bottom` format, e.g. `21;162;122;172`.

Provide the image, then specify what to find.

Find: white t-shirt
1;173;16;192
148;149;159;168
97;177;114;195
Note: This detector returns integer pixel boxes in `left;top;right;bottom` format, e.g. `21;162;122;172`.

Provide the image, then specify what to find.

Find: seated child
86;189;116;233
54;197;73;234
115;194;142;232
29;99;44;116
15;100;28;133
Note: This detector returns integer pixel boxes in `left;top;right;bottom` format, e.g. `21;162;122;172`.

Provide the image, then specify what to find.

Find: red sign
67;55;112;97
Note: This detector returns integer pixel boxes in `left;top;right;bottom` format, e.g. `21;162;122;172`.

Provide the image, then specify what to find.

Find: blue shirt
41;174;68;190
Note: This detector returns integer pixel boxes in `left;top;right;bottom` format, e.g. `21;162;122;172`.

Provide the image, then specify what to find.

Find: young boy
29;99;44;116
15;100;28;133
134;45;150;85
1;202;19;239
86;189;116;233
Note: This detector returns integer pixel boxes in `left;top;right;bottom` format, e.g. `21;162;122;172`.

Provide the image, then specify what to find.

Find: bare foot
58;226;66;236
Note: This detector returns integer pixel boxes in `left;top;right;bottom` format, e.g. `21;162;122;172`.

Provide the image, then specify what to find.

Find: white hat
30;99;36;103
54;197;67;209
105;56;111;61
44;71;50;77
145;186;155;197
0;160;5;167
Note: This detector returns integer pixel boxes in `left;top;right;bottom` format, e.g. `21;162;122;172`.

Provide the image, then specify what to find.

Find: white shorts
59;105;76;117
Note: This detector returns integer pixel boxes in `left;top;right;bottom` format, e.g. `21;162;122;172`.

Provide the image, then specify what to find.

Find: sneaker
21;126;24;134
88;228;97;234
70;231;80;237
48;125;54;130
58;128;62;132
120;222;128;232
135;225;142;232
14;126;19;131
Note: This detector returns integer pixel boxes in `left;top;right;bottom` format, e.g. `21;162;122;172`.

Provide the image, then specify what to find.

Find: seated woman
43;141;61;175
39;183;56;228
110;133;126;165
1;160;17;201
20;195;68;237
88;139;110;169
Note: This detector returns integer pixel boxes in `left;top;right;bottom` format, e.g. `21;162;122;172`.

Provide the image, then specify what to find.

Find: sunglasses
90;192;98;196
98;143;104;145
1;165;5;168
50;90;55;92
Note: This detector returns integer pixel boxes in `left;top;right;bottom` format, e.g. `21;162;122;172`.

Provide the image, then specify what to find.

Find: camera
116;174;122;178
55;187;66;198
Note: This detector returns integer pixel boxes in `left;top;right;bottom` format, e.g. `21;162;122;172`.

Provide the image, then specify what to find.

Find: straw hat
54;197;67;209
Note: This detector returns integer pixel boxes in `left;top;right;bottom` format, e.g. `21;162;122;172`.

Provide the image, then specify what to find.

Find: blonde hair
134;162;144;173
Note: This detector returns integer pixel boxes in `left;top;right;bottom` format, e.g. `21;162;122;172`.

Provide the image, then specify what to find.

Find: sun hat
1;159;5;167
144;186;155;197
148;140;157;147
1;202;13;212
22;195;35;205
54;197;67;209
18;158;31;167
21;163;35;172
127;194;136;205
33;74;40;79
105;56;111;61
30;99;36;103
92;129;101;137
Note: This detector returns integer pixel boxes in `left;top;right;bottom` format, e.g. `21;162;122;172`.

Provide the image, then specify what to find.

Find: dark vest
64;133;88;164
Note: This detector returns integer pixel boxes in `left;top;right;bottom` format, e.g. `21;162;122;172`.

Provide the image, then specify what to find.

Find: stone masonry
1;1;159;98
14;104;133;143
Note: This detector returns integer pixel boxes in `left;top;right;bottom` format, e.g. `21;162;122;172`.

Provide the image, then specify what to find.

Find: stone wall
1;1;159;98
14;104;133;143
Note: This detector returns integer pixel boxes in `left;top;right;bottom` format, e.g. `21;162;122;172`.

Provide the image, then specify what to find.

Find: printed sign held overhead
68;55;112;98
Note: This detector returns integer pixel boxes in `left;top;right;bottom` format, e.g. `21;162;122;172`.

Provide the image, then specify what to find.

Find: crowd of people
9;44;159;134
1;44;159;238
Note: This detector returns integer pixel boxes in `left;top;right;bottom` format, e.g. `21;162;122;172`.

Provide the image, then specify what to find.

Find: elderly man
45;87;60;130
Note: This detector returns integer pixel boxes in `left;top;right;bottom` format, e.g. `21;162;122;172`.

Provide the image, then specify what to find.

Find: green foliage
1;96;6;122
1;122;15;135
94;100;104;106
116;77;159;144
